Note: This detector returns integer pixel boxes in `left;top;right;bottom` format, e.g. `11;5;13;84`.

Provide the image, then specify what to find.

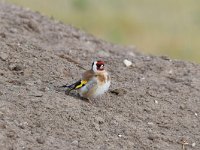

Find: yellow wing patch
75;80;87;89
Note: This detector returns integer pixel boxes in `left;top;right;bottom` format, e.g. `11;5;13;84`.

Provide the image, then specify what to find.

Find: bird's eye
96;64;101;67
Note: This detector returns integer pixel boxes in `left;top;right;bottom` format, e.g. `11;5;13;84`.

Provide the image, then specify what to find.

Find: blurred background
5;0;200;63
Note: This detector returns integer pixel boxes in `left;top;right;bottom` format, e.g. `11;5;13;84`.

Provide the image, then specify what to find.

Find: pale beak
100;65;104;70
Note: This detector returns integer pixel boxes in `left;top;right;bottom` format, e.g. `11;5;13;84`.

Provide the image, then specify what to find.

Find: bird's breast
94;80;110;97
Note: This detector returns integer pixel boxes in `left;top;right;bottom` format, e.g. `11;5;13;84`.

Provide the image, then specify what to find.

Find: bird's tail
61;82;78;91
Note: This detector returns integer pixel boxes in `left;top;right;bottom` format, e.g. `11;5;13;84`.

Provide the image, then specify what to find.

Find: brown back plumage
82;69;108;84
82;70;95;81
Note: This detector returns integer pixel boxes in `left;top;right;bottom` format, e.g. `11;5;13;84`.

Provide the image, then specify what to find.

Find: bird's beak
100;65;104;70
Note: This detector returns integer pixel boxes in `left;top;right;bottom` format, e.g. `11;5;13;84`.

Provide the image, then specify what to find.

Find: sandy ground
0;2;200;150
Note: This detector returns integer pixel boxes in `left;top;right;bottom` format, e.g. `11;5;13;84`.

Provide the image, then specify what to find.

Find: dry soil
0;2;200;150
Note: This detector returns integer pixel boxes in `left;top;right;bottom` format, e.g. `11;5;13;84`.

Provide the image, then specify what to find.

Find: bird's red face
96;61;105;71
92;60;105;72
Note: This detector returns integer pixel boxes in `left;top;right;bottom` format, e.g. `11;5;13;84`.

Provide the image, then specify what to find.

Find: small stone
26;20;40;33
160;55;171;61
147;122;154;126
95;116;104;124
36;137;45;144
0;122;6;129
0;111;4;116
179;105;186;110
25;80;35;86
17;42;21;46
8;80;23;86
168;70;173;75
18;125;25;129
192;142;196;147
23;68;33;77
18;122;28;129
0;52;9;61
0;111;4;118
71;140;79;146
38;87;46;92
9;28;18;33
154;100;158;104
110;88;127;96
148;135;156;141
93;122;100;131
139;77;145;81
6;130;15;138
0;69;4;76
8;63;23;71
36;79;42;84
194;113;198;116
118;134;122;137
0;32;6;38
123;59;132;67
144;56;151;61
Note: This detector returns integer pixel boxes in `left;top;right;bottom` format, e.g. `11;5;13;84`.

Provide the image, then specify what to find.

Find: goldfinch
62;60;111;99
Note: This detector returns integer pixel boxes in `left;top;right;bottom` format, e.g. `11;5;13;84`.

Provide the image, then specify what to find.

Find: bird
62;60;111;100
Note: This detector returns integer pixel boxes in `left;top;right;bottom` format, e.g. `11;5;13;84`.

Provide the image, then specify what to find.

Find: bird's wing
85;79;97;90
61;70;95;92
81;70;97;90
61;79;87;91
74;80;88;89
79;78;98;98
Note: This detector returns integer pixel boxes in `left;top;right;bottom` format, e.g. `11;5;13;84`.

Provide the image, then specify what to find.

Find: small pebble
192;142;196;147
154;100;158;104
0;52;9;61
36;137;45;144
95;116;104;124
147;122;154;125
139;77;145;81
194;113;198;116
18;122;28;129
110;88;127;96
23;68;33;77
25;80;35;86
160;55;171;61
8;63;23;71
6;130;15;138
0;69;4;76
179;105;186;110
123;59;132;67
71;140;79;146
93;122;100;131
0;111;5;118
0;122;6;129
144;56;151;61
168;70;173;74
0;32;6;38
9;28;18;33
148;135;157;141
38;87;48;92
118;134;122;137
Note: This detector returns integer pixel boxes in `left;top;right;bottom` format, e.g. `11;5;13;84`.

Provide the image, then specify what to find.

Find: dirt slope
0;2;199;150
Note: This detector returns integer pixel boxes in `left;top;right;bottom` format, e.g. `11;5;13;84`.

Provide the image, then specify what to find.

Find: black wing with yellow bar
61;80;87;91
